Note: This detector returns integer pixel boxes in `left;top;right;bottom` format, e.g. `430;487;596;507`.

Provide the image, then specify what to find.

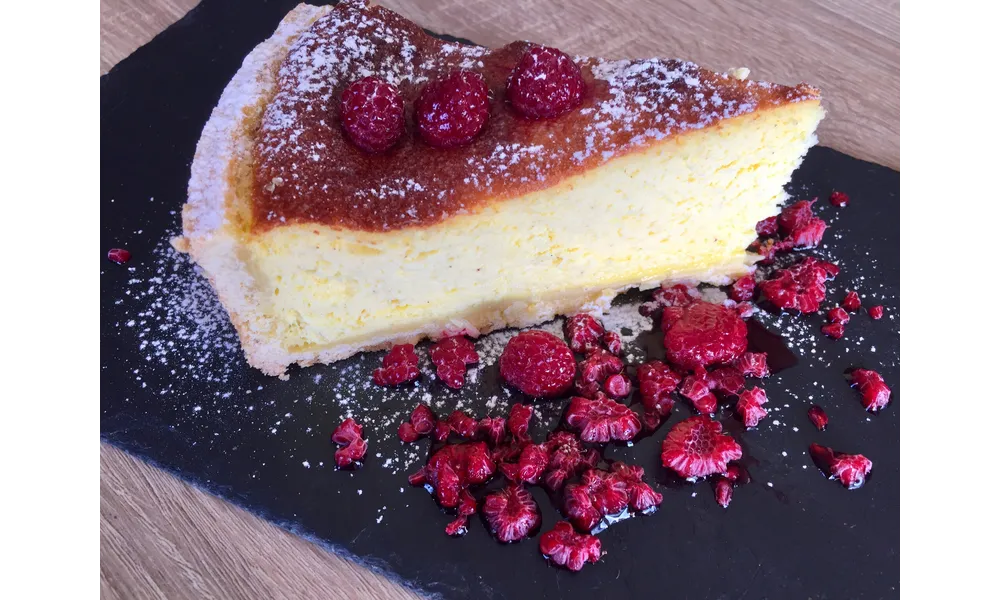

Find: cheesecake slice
180;0;824;378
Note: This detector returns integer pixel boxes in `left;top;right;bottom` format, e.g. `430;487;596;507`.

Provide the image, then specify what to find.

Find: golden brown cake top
251;1;819;233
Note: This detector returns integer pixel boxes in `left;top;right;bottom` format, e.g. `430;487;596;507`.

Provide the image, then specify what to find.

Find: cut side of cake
180;0;824;378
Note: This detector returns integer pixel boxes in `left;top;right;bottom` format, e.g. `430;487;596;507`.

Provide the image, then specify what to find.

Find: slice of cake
179;0;823;378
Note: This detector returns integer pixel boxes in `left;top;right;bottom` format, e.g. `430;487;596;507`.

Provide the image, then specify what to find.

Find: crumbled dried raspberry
661;415;743;479
107;248;131;264
500;331;576;398
809;443;873;490
829;191;850;207
662;300;748;369
429;336;479;389
602;331;623;355
539;521;602;571
331;418;367;468
542;431;599;491
714;479;733;508
851;369;892;412
807;405;829;430
868;305;884;319
409;442;496;508
564;314;604;354
759;257;836;313
610;463;663;512
755;215;779;236
602;374;632;399
652;283;696;308
507;403;533;441
372;344;419;386
339;76;404;153
563;469;629;531
564;394;641;443
679;369;718;415
500;442;549;484
841;290;862;311
447;410;479;439
821;323;845;339
637;360;681;419
478;417;507;447
828;307;850;324
709;366;745;397
507;46;585;119
416;70;489;148
735;352;770;378
736;387;769;428
482;484;541;543
729;274;756;302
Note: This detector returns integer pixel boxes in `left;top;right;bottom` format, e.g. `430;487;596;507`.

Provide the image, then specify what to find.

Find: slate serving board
101;1;900;597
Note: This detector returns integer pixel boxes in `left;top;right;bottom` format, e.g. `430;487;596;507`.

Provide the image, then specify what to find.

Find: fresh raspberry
339;76;405;153
679;369;718;415
610;463;663;512
821;323;845;339
829;190;850;207
736;387;769;428
602;331;623;355
714;479;734;508
868;305;884;319
809;443;873;490
807;404;829;430
735;352;770;378
662;300;748;369
331;418;363;445
507;45;585;119
499;331;576;398
331;418;367;468
661;415;743;479
708;366;746;397
778;199;818;234
539;521;602;572
564;314;605;354
507;403;533;441
602;374;632;399
564;394;641;443
490;437;527;466
447;410;479;439
398;422;419;443
500;442;549;484
542;431;599;491
372;344;419;386
429;336;479;389
733;301;756;319
445;489;478;537
723;463;750;485
563;469;629;531
107;248;131;264
482;484;541;543
841;290;862;311
408;442;495;508
432;420;452;443
637;360;681;419
759;257;836;313
652;283;696;308
755;215;779;237
477;417;507;447
828;307;850;324
416;70;490;148
729;274;756;302
779;217;827;250
576;349;624;392
850;369;892;412
410;404;436;436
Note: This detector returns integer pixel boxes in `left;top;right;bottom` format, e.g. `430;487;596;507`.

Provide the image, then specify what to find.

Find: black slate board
101;1;900;597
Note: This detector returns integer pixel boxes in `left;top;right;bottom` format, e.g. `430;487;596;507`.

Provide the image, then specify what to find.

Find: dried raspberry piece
809;443;873;490
410;404;436;436
539;521;602;572
331;418;367;468
759;257;836;313
736;387;769;428
662;300;748;369
107;248;131;264
755;215;779;237
447;410;479;439
477;417;507;447
735;352;770;378
416;70;489;148
372;344;419;386
821;323;845;339
542;431;599;491
564;394;641;443
563;469;629;531
499;330;575;398
507;403;533;441
409;442;496;508
868;305;884;319
507;46;585;119
661;415;743;479
829;191;850;207
429;336;479;389
564;314;605;354
828;307;850;324
339;76;404;153
637;360;681;419
500;442;549;484
729;274;756;302
841;290;862;311
602;331;623;355
652;283;696;308
610;463;663;512
679;370;718;415
850;369;892;412
807;404;829;430
483;484;541;543
714;479;733;508
602;374;632;399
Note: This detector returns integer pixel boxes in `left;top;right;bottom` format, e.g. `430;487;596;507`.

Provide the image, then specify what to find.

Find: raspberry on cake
180;0;824;377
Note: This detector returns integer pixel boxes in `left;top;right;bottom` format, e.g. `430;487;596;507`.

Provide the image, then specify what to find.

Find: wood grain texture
100;0;899;598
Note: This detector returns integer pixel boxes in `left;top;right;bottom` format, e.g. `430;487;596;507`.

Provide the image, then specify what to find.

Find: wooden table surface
100;1;899;598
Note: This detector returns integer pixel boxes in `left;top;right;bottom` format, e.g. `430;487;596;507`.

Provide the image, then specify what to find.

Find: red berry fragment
564;314;604;354
868;305;884;319
759;257;837;314
507;46;585;119
662;300;748;370
409;442;496;509
373;344;419;386
447;410;479;439
610;463;663;512
602;373;632;399
539;521;602;572
444;489;478;537
564;469;629;531
736;387;769;428
778;199;817;235
501;442;550;484
652;283;696;308
679;370;718;415
661;415;743;480
507;403;533;441
828;307;850;324
851;369;892;412
398;422;419;443
735;352;770;378
478;417;507;447
637;360;681;421
756;215;779;236
340;76;404;153
714;479;733;508
729;274;756;302
331;418;367;468
574;348;624;398
429;336;479;389
708;366;745;397
500;331;576;398
107;248;131;264
841;291;862;311
564;394;641;443
807;405;829;430
821;323;845;339
602;331;623;355
416;70;489;148
483;484;541;543
723;463;750;484
809;443;873;490
829;191;850;207
542;431;599;491
398;404;437;443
